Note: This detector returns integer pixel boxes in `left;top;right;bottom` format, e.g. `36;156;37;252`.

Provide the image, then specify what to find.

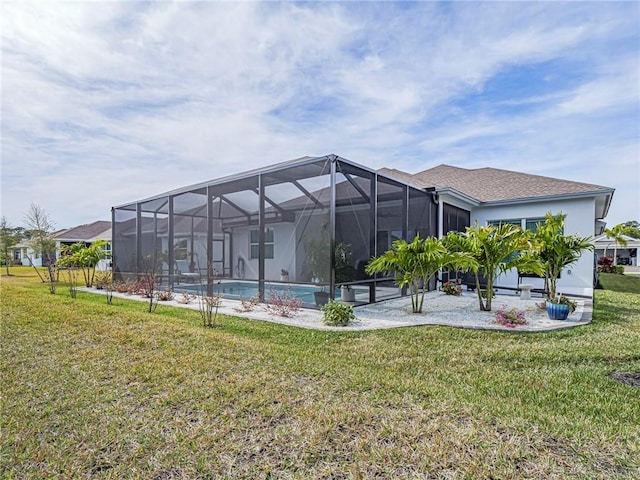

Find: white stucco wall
471;197;596;296
16;247;42;267
231;223;297;281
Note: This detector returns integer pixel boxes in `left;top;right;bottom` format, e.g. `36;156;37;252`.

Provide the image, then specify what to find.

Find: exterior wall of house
471;197;597;296
13;246;43;266
231;223;297;282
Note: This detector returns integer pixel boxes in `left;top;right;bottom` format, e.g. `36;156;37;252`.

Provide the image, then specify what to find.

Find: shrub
265;287;302;318
234;295;260;313
321;300;355;326
442;281;462;296
495;306;527;328
136;274;159;299
176;292;195;304
155;289;173;301
199;294;222;328
615;265;625;275
114;281;130;294
597;256;616;273
94;271;112;290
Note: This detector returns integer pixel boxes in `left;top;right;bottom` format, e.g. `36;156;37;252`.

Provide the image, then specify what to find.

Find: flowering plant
442;281;462;296
495;306;528;328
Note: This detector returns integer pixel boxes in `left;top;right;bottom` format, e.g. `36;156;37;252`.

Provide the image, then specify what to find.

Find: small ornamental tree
531;212;594;300
139;251;164;313
23;203;56;283
443;223;542;311
366;235;461;314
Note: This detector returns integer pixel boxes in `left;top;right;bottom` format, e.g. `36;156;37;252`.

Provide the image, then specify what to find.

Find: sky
1;1;639;231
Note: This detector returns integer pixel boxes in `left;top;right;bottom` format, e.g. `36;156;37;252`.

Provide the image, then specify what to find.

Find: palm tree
58;240;109;287
603;224;628;265
365;235;460;313
442;223;541;311
532;212;594;300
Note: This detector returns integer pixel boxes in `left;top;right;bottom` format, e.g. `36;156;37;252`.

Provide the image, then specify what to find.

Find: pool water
181;281;364;305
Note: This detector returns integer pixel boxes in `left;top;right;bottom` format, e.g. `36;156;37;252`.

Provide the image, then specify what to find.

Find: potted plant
545;294;577;320
335;242;355;301
306;235;330;306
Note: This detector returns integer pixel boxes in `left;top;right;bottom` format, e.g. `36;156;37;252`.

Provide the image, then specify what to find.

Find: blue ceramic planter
546;303;570;320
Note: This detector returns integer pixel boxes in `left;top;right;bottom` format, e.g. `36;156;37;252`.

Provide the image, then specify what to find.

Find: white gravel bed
84;289;591;332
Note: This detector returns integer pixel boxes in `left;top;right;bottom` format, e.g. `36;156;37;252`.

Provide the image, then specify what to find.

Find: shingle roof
55;221;111;241
379;164;612;203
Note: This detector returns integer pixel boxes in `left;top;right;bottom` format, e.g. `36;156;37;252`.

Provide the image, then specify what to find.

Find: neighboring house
12;241;42;267
12;220;112;270
594;234;639;267
55;220;112;271
12;228;67;267
112;155;613;305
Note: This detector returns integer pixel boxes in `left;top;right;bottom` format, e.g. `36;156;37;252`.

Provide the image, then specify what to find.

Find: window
173;239;188;260
249;228;274;259
525;217;562;234
488;217;563;234
487;219;522;228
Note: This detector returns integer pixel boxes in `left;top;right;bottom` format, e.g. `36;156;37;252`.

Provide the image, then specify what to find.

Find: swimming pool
180;281;366;305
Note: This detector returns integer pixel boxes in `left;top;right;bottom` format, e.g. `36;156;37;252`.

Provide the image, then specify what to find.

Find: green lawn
1;267;639;479
599;271;640;294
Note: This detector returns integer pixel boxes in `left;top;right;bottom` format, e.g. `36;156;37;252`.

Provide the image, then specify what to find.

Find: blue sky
1;1;638;229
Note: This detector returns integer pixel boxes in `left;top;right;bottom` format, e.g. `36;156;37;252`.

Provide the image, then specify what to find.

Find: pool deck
90;289;592;333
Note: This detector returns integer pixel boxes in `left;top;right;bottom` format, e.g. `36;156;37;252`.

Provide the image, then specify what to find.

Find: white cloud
1;1;638;228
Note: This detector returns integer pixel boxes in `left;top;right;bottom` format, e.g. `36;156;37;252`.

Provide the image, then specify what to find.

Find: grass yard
599;271;640;294
1;267;639;479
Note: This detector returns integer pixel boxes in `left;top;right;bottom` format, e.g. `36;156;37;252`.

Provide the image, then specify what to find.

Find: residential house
594;234;639;267
13;220;112;270
112;155;613;306
382;164;614;296
55;220;112;271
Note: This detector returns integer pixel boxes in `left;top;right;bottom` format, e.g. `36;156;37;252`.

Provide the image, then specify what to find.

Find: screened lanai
112;155;438;307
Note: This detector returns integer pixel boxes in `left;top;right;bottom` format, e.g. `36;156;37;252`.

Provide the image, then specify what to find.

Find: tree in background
23;203;56;283
0;217;24;276
619;221;640;239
